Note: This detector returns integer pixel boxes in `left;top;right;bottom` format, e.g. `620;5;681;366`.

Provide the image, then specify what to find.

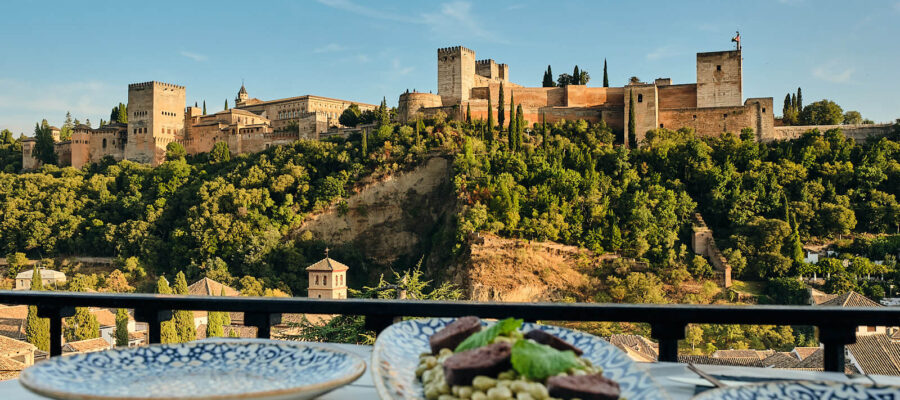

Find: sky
1;0;899;135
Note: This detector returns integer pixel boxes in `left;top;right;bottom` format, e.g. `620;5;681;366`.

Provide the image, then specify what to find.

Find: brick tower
306;249;348;299
125;81;186;166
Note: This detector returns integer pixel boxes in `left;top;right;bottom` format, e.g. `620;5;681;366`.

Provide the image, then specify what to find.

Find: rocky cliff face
452;234;602;302
296;156;455;267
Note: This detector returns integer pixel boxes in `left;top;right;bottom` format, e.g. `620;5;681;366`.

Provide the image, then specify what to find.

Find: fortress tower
125;81;186;166
235;84;249;107
437;46;476;105
696;50;742;107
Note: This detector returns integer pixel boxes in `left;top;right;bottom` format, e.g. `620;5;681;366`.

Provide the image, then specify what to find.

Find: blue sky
1;0;899;135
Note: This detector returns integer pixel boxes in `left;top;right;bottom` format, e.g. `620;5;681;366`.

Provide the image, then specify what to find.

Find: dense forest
1;116;899;297
2;112;899;351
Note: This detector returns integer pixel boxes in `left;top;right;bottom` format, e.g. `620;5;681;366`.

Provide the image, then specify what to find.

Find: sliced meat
442;342;512;386
524;329;583;356
429;316;482;354
547;374;621;400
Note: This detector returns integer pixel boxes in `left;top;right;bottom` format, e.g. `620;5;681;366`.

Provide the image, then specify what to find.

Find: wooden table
3;343;900;399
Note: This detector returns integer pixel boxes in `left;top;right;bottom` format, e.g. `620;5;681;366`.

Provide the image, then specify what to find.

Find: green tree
361;129;368;156
202;100;207;115
628;90;636;147
33;120;57;165
542;65;555;87
173;271;196;342
796;87;803;111
573;65;580;84
156;277;179;344
165;142;186;161
498;82;505;129
799;99;844;125
466;104;471;124
515;104;524;150
60;112;74;141
603;59;609;87
487;97;495;129
843;111;863;125
25;268;49;351
5;252;28;277
206;288;229;338
210;141;230;163
224;99;229;110
66;307;100;342
115;308;129;347
508;91;516;136
339;104;362;127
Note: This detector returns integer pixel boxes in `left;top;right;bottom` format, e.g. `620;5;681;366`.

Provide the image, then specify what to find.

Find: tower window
723;113;728;118
324;276;327;285
659;124;664;128
637;94;643;103
762;107;766;113
692;115;697;120
716;65;722;71
102;139;107;149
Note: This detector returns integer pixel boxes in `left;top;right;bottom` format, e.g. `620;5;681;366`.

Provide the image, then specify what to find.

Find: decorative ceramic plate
20;339;366;400
371;318;668;399
692;381;900;400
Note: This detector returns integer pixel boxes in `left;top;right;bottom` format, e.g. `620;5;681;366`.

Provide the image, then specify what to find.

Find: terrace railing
2;290;898;372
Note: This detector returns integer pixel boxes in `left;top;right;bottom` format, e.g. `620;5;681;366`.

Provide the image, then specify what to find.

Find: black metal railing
2;290;898;372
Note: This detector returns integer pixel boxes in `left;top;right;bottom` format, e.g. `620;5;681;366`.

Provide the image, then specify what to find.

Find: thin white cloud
646;46;680;61
314;43;347;53
391;59;414;76
316;0;415;23
422;1;505;43
813;64;854;83
180;51;207;62
0;79;116;134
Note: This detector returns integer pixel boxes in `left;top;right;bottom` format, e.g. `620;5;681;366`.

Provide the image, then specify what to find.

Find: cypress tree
110;106;119;124
542;65;555;87
573;66;580;85
173;272;196;343
224;99;229;110
509;91;515;132
541;112;548;150
415;118;423;147
603;59;609;88
195;101;198;108
361;129;368;156
466;104;472;124
68;308;100;342
508;116;516;150
115;308;129;347
487;98;495;130
156;277;179;344
791;93;796;111
628;90;636;148
202;100;207;115
516;104;524;150
783;94;791;119
796;87;803;111
498;82;505;129
118;103;127;124
25;268;50;352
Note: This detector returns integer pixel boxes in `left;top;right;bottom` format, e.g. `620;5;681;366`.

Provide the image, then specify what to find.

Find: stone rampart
766;124;894;142
691;213;732;288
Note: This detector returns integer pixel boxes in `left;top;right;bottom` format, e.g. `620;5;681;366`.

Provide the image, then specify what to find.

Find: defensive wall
767;124;895;142
691;213;732;288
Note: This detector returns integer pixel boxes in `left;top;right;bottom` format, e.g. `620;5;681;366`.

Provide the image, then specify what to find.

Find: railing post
245;312;282;339
134;309;173;345
364;314;398;334
37;306;75;357
651;322;686;362
818;324;856;372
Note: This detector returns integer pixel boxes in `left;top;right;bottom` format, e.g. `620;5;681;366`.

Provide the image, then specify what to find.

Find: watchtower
306;249;348;300
236;83;249;107
125;81;186;166
696;50;742;108
437;46;476;105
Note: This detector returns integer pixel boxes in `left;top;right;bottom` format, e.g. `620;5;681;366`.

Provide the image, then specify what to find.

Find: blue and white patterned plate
693;381;900;400
20;339;366;400
371;318;668;399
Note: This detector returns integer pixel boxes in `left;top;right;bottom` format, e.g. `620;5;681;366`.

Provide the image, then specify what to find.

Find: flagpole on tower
732;31;741;50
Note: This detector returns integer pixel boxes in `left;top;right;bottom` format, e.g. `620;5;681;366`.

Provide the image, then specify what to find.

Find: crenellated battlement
437;46;474;55
128;81;185;90
475;59;495;65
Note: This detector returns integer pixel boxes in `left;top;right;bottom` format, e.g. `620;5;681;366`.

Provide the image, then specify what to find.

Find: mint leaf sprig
511;339;583;380
454;317;523;352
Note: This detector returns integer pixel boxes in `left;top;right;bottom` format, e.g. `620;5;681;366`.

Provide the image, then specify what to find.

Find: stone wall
125;81;185;166
398;92;443;122
437;46;476;104
691;213;732;288
658;84;697;109
624;84;659;144
766;124;894;142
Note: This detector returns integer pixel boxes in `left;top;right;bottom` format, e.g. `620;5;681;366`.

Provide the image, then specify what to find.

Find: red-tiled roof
0;335;36;356
306;257;349;272
792;347;821;360
847;334;900;375
818;291;882;308
63;337;110;353
187;278;240;297
0;305;28;340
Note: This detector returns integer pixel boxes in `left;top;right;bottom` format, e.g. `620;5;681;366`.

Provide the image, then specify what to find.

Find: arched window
315;275;319;285
102;138;107;149
324;276;328;285
637;94;643;103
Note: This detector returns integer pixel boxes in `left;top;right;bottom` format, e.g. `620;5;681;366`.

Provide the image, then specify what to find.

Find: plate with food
692;381;900;400
20;339;366;400
371;316;667;400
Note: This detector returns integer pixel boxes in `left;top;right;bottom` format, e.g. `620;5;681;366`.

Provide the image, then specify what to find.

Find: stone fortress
398;45;775;142
22;82;376;169
398;45;895;143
